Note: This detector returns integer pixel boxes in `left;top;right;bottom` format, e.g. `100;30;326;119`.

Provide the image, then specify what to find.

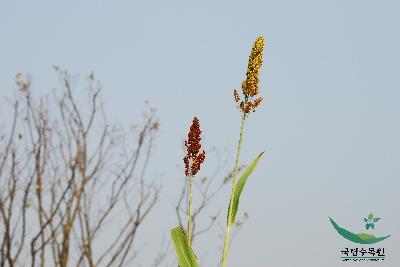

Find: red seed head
183;117;206;177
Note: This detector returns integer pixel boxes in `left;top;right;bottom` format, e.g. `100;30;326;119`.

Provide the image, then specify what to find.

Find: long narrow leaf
228;152;264;226
170;226;200;267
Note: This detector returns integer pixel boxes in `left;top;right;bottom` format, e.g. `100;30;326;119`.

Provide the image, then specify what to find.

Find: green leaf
170;226;200;267
228;152;264;226
373;217;381;222
368;213;374;221
363;218;368;222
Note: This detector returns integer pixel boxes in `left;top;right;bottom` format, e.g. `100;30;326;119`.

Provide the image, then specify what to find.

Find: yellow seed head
241;36;265;99
234;36;265;114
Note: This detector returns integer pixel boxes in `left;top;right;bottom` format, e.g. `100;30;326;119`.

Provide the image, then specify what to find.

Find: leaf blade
170;226;200;267
228;152;264;226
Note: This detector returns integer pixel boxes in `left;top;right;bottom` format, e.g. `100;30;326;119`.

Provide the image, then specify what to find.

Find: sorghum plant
183;117;206;245
170;36;266;267
222;36;265;267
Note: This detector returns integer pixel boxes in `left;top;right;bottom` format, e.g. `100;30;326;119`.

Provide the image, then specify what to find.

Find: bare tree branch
0;70;161;267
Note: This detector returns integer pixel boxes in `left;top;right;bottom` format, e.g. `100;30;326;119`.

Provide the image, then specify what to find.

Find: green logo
330;214;391;244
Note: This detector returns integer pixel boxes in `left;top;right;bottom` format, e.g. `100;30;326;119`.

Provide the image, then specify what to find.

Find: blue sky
1;1;399;266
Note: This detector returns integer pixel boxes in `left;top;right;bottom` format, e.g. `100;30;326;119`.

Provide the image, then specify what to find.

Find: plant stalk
221;113;246;267
187;174;194;245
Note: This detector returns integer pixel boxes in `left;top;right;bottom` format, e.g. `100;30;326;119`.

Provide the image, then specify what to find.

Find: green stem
187;175;194;245
222;113;246;267
222;224;231;267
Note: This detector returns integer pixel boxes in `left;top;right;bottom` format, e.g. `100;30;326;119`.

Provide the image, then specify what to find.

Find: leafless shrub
0;68;160;267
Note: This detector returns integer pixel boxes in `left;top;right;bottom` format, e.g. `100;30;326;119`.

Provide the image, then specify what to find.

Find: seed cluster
183;117;206;177
234;36;265;114
15;72;31;92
